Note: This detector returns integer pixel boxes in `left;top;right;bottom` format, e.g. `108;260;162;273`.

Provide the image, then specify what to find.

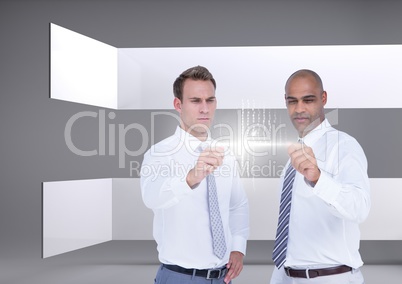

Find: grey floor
1;241;401;284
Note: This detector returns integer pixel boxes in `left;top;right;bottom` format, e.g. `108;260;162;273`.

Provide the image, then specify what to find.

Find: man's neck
180;126;209;141
300;117;325;138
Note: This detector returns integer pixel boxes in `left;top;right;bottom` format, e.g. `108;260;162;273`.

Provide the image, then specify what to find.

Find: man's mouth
293;116;309;123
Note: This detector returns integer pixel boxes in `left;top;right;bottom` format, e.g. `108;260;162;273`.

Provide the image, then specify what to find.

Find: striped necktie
272;164;296;268
207;174;227;259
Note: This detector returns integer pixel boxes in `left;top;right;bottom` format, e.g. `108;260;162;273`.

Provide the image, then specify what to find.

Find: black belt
284;265;352;279
162;264;227;279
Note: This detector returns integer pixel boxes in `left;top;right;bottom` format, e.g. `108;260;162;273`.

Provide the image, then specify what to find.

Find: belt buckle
284;267;290;277
206;269;221;279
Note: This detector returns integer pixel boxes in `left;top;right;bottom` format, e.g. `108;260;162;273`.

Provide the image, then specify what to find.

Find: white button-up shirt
284;119;371;269
141;126;249;269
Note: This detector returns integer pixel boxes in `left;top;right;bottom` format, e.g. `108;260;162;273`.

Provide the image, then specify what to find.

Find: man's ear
173;97;182;113
322;91;327;106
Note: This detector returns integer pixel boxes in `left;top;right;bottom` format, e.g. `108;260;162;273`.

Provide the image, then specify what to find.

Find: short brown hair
173;66;216;101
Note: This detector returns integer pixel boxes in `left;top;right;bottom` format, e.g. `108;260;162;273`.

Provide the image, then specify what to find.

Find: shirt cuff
230;235;248;256
310;171;341;205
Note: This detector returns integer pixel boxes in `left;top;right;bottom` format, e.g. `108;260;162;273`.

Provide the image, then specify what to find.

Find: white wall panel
43;177;402;258
118;45;402;109
112;178;153;239
43;179;113;258
51;24;118;109
110;178;402;241
360;179;402;240
51;24;402;110
242;178;280;240
243;178;402;241
117;49;142;109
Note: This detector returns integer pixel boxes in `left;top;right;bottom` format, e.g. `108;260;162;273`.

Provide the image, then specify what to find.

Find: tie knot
197;142;209;153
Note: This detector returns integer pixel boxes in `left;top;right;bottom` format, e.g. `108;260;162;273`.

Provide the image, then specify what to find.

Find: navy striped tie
272;164;296;268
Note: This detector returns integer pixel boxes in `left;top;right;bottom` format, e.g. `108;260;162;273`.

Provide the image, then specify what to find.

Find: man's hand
224;251;244;284
288;143;320;184
186;147;225;188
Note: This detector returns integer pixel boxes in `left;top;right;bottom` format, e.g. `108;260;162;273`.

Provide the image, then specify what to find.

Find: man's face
174;79;217;140
285;75;327;137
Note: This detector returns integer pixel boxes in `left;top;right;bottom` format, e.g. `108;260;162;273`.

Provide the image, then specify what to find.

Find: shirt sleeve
310;137;371;223
140;149;192;210
228;157;250;255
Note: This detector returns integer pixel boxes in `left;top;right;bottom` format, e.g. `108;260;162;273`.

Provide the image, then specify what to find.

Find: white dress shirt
141;126;249;269
284;119;371;269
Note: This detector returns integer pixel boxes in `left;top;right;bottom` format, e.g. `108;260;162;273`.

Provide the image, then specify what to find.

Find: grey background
1;0;402;283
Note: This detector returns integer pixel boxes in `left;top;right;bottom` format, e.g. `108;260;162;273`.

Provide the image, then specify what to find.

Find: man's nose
200;101;209;113
295;101;305;113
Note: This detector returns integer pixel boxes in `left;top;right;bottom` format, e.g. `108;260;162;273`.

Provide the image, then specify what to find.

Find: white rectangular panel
244;178;402;240
112;178;153;239
360;178;402;240
50;23;118;109
51;24;402;109
242;178;281;240
117;50;142;109
114;178;402;241
43;179;113;258
42;176;401;253
118;45;402;109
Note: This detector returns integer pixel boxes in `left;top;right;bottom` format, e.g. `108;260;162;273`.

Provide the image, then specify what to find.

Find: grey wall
1;0;402;270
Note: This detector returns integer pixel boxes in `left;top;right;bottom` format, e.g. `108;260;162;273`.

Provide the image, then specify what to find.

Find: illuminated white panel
360;178;402;240
109;178;402;241
117;50;142;109
244;178;402;240
112;178;153;239
43;179;113;258
50;23;118;109
242;178;281;240
118;45;402;109
42;176;402;256
51;23;402;109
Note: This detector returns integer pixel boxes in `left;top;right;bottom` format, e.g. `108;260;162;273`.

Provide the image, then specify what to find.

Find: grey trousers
154;265;231;284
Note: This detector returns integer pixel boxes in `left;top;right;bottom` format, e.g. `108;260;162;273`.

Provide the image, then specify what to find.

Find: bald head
285;69;324;94
284;69;327;137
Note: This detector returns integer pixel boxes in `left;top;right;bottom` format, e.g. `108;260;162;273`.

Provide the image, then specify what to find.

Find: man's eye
287;100;297;105
304;99;314;103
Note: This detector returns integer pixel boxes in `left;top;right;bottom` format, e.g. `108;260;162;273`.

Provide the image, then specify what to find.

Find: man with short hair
141;66;249;284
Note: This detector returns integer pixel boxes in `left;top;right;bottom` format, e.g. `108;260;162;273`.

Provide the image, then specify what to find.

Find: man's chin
194;122;211;130
292;122;311;137
292;121;306;132
294;122;321;137
190;125;210;136
194;128;209;134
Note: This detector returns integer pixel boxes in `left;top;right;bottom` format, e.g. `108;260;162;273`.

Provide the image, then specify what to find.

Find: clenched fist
186;146;225;188
288;143;321;184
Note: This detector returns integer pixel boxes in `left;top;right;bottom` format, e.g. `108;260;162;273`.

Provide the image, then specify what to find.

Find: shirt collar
174;126;213;153
298;118;332;146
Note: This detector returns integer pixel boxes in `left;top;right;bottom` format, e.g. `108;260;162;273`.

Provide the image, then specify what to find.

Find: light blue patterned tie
272;164;296;268
207;174;227;259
